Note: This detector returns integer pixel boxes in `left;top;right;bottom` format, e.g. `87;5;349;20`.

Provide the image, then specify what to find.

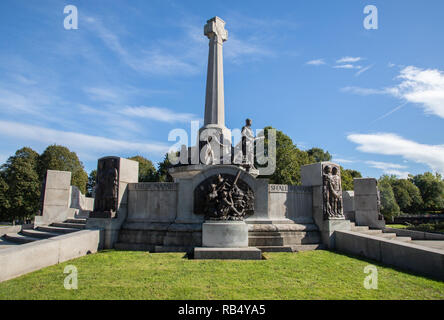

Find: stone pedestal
195;221;261;260
35;170;72;226
202;221;248;248
354;178;385;229
90;157;138;219
87;157;139;249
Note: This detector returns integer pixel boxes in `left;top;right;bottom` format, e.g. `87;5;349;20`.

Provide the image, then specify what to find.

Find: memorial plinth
195;220;261;260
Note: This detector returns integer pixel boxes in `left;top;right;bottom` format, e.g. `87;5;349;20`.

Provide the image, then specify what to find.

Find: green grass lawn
0;250;443;300
387;224;408;229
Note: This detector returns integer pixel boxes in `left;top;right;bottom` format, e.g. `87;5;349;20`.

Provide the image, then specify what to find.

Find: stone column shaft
204;36;225;126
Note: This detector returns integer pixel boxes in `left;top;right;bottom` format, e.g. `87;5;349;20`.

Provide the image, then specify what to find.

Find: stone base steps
51;222;85;229
1;218;87;246
21;229;59;239
248;223;322;252
258;244;325;253
36;225;79;234
249;232;321;246
65;218;87;224
350;222;412;243
3;233;40;244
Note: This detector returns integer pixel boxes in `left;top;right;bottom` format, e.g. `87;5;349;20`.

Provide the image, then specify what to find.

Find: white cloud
333;158;355;164
306;59;326;66
392;66;444;118
341;86;388;95
84;87;120;103
337;57;363;64
334;64;362;69
120;106;199;123
355;65;373;76
0;120;169;159
84;16;199;75
347;133;444;175
224;36;274;63
342;65;444;119
365;160;410;178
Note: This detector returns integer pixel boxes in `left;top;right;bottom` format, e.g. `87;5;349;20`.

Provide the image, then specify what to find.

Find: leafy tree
412;172;444;211
128;156;157;182
156;153;175;182
86;169;97;197
307;148;332;163
0;147;41;222
390;177;423;213
37;145;88;194
341;168;362;191
378;175;401;222
0;175;10;221
258;127;312;185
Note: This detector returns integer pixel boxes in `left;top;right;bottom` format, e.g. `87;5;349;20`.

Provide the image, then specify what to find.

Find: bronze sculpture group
323;165;344;219
195;171;254;221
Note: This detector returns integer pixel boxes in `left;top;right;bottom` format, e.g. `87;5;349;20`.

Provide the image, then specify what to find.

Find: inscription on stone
269;185;312;193
130;183;177;191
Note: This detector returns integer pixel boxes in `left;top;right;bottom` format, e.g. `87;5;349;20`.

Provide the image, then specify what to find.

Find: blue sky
0;0;443;178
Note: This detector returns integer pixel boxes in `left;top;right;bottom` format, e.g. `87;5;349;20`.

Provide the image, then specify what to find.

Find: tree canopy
307;148;332;163
0;147;41;222
389;177;423;213
341;168;362;191
156;153;174;182
258;127;313;185
412;172;444;211
378;175;401;221
37;145;88;194
128;155;157;182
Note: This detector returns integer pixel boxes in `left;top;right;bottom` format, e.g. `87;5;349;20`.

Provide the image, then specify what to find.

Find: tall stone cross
204;16;228;127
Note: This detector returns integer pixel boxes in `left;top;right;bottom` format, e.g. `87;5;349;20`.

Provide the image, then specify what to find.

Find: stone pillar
204;16;227;127
301;162;350;248
90;157;138;219
342;191;355;221
34;170;72;226
87;157;138;249
199;16;231;164
354;178;385;229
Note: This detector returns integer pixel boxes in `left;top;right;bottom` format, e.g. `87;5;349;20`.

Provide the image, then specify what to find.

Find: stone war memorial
1;16;444;283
